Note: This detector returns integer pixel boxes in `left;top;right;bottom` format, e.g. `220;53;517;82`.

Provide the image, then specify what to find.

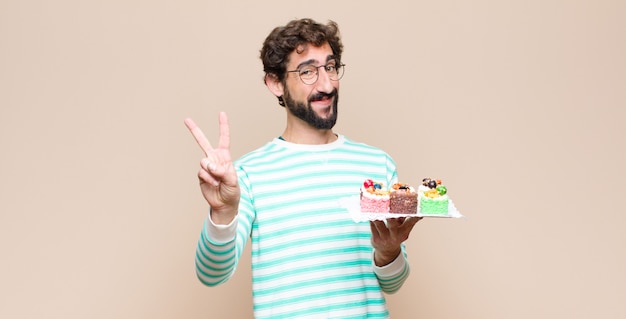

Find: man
185;18;421;318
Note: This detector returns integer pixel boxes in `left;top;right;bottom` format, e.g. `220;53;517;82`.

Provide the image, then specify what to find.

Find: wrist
210;206;238;225
373;248;401;267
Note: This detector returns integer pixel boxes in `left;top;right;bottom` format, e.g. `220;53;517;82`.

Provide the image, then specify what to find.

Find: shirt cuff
205;212;238;244
372;250;407;277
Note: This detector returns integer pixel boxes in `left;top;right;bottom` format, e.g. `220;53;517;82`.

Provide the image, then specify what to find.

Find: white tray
338;196;464;222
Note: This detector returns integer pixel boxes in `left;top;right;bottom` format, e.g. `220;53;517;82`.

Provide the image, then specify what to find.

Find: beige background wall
1;0;625;318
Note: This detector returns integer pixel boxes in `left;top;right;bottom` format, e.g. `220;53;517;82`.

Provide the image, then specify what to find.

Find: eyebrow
294;55;338;69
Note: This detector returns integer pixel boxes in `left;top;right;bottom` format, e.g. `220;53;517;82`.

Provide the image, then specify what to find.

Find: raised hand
184;112;240;224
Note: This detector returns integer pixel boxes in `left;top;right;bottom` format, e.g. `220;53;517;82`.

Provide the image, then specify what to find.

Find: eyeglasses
286;61;345;85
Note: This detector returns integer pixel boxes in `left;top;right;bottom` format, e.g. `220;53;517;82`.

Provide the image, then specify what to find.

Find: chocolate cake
389;183;418;214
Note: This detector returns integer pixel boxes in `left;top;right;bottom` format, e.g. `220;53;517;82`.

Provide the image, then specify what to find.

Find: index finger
184;117;213;156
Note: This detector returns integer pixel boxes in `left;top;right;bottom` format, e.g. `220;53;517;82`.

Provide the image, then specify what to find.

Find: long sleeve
194;216;239;286
373;247;411;294
194;136;413;317
195;165;256;287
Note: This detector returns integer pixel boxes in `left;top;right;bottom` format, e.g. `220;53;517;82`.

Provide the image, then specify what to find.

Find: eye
325;64;337;73
299;66;316;78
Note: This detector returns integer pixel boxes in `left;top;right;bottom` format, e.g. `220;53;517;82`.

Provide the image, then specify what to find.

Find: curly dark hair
260;18;343;83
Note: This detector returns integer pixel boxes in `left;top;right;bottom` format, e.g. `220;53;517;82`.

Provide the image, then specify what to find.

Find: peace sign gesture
184;112;240;224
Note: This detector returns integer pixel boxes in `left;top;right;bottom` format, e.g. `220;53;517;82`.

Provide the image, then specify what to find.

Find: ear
265;73;284;97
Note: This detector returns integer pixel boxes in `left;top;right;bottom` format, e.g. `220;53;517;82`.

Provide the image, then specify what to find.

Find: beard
283;88;338;130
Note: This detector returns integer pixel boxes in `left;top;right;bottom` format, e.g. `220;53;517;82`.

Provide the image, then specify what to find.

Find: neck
281;127;337;145
281;109;339;144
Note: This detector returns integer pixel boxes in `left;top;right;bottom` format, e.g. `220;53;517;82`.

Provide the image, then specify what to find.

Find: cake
417;178;449;215
360;179;390;213
389;183;418;214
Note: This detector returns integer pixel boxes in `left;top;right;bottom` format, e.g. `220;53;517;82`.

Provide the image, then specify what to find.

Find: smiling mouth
310;91;336;103
312;96;332;104
310;97;334;111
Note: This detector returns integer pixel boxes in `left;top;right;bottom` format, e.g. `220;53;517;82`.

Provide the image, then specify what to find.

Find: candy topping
363;179;374;189
436;185;447;195
362;179;388;195
421;178;447;198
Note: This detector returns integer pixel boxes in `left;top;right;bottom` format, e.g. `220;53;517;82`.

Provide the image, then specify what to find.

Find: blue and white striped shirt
196;135;411;318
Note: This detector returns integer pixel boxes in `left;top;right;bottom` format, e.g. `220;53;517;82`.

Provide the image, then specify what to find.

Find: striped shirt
195;135;411;318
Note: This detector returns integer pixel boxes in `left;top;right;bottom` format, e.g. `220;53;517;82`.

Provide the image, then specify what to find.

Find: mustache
309;89;337;102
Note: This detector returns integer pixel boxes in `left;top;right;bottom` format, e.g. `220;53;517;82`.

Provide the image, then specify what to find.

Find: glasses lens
332;64;344;81
296;63;344;84
299;66;317;84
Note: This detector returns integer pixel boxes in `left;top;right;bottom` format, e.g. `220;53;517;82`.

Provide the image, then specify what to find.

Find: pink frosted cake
360;179;390;213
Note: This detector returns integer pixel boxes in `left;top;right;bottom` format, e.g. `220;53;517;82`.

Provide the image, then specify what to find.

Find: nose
315;67;335;93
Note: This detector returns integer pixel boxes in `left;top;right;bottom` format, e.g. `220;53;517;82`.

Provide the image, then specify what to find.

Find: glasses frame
286;62;346;85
